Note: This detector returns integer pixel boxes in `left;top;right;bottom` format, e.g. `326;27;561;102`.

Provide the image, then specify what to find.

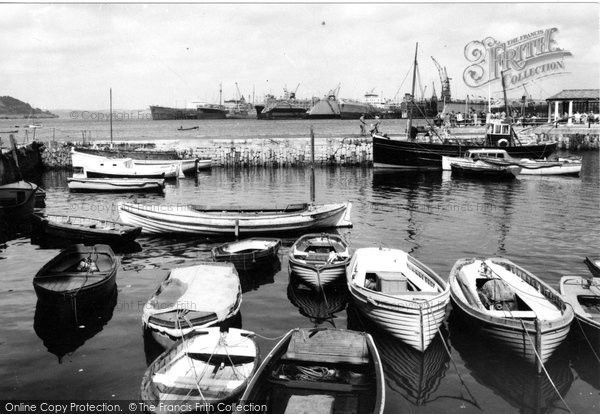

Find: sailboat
372;43;556;169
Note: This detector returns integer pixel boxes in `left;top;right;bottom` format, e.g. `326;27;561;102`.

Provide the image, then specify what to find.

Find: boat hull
450;162;521;179
118;202;352;235
67;177;164;193
290;261;346;288
0;180;37;223
150;105;227;120
212;238;281;272
373;136;557;169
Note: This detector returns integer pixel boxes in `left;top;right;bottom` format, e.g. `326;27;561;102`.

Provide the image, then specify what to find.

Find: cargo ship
149;103;227;120
255;87;313;119
307;86;378;119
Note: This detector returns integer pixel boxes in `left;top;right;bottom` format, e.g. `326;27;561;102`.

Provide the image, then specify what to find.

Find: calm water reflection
1;150;598;412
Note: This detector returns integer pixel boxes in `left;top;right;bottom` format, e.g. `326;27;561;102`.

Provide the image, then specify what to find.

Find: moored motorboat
448;257;574;363
0;180;38;222
450;159;521;179
289;233;351;289
67;175;164;193
118;201;352;235
142;262;242;348
32;212;142;245
559;275;600;335
212;238;281;272
584;256;600;278
347;247;449;352
238;328;385;414
71;148;178;178
141;328;259;411
33;244;118;302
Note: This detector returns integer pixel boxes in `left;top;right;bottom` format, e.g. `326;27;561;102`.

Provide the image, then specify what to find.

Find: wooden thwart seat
283;330;369;365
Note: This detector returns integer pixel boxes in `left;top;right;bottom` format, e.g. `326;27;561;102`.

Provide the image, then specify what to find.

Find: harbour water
1;118;599;413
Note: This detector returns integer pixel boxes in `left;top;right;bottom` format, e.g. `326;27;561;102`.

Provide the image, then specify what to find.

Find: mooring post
310;126;316;203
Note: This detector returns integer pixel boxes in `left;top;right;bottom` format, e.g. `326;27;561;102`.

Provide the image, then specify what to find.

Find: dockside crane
431;56;451;103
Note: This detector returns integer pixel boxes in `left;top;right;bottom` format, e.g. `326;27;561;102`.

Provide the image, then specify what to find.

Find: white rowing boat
67;175;164;192
347;247;450;352
118;201;352;235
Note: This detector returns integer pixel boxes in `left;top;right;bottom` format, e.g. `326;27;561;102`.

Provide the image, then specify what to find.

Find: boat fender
498;139;509;147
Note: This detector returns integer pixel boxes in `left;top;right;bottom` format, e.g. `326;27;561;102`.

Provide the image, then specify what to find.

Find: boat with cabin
448;257;573;363
559;274;600;336
71;149;178;178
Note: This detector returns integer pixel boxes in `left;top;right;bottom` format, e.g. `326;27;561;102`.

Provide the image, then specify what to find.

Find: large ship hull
255;102;310;120
307;98;377;119
373;137;557;169
150;105;227;120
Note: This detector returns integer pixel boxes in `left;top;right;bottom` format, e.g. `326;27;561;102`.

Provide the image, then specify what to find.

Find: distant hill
0;96;58;119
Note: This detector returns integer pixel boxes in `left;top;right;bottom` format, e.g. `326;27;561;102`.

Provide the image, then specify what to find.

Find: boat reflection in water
34;285;118;363
239;257;280;294
449;314;574;413
567;330;600;391
287;273;348;326
347;305;456;410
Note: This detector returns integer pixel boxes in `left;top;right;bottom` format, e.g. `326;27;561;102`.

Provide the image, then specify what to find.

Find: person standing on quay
359;114;367;135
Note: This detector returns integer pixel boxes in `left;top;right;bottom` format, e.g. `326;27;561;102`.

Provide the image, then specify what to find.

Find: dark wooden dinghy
33;244;118;301
584;257;600;278
34;187;46;208
141;328;259;411
32;212;142;245
238;328;385;414
0;180;38;222
212;238;281;271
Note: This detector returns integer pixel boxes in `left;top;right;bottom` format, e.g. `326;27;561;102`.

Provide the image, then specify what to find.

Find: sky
2;2;599;110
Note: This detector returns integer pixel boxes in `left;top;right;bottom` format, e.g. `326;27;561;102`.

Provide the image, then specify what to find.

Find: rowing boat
118;201;352;235
212;238;281;271
238;328;385;414
448;257;573;363
67;176;164;193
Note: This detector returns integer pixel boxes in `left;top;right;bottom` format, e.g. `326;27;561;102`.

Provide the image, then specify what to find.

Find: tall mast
109;88;113;144
407;43;418;136
501;70;511;127
219;82;222;106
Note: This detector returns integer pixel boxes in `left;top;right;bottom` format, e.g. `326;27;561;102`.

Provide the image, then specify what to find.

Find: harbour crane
431;56;451;103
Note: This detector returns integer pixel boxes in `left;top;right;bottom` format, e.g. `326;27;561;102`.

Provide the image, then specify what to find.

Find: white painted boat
212;238;281;271
442;149;581;176
67;175;164;193
132;158;199;174
196;159;212;170
289;233;351;289
347;247;450;352
449;257;573;364
118;201;352;235
141;328;259;409
559;275;600;334
71;148;178;178
142;262;242;348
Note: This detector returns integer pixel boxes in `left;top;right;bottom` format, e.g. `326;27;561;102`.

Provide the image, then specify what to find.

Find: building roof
546;89;600;101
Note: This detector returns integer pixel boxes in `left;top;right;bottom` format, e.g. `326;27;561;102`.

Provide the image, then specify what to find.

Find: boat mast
500;70;511;127
219;83;222;106
407;43;418;136
109;88;113;144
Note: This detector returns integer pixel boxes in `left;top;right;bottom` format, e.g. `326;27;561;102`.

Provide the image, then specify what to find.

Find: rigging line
517;319;574;414
435;324;484;412
221;331;245;380
177;316;207;402
253;332;288;341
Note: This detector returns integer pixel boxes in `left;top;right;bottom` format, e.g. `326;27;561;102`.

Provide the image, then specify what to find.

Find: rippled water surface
1;130;599;412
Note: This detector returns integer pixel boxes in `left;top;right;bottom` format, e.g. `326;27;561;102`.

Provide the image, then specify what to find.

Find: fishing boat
287;274;348;325
238;328;385;414
32;212;142;245
71;149;178;178
141;328;259;410
212;238;281;272
372;44;556;169
584;256;600;278
559;275;600;335
67;175;164;193
0;180;38;222
346;247;450;352
450;159;521;179
177;126;199;131
33;244;118;302
118;201;352;235
442;149;581;176
142;262;242;348
288;233;351;289
448;257;574;363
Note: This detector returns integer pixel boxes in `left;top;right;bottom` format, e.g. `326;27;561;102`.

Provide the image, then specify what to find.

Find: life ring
497;139;509;147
